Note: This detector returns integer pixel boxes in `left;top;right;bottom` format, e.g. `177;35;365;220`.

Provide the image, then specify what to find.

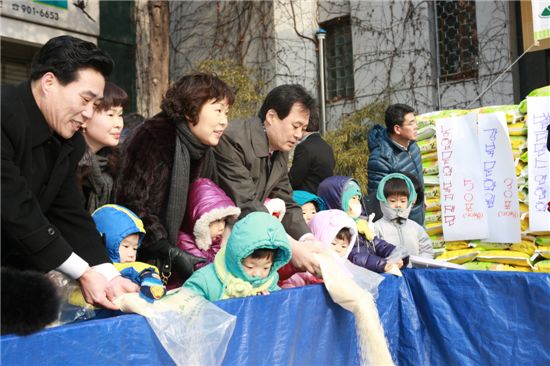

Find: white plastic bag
45;271;96;328
115;287;236;366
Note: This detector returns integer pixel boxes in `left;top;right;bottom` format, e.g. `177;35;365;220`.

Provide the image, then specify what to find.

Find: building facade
170;0;522;129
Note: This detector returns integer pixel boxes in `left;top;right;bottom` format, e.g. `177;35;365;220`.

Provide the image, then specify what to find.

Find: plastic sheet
2;270;549;366
115;288;235;366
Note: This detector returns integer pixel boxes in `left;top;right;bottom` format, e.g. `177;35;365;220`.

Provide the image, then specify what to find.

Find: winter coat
114;114;217;257
367;125;425;226
1;82;110;272
280;209;357;288
177;178;240;269
317;176;397;273
214;117;309;240
289;132;335;193
183;212;292;301
373;175;433;263
77;148;117;214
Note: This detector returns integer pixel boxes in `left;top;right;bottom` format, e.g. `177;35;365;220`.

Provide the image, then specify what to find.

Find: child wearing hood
280;209;357;288
317;176;407;274
374;173;433;263
292;190;328;225
183;212;292;301
175;178;241;287
92;204;166;302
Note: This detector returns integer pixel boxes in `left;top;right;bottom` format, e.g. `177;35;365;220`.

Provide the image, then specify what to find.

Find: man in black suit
289;108;335;193
1;36;138;309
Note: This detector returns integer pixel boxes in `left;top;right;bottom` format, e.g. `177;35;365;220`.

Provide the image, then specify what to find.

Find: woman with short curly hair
115;73;235;286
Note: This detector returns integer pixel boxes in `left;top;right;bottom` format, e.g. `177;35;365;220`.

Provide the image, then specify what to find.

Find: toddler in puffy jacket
174;178;241;288
92;204;166;303
317;176;407;273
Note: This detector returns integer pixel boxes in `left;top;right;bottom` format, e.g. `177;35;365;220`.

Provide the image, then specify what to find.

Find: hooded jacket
183;212;291;301
177;178;241;269
367;124;425;226
91;204;146;263
317;176;397;273
292;190;328;211
373;174;433;262
280;209;357;288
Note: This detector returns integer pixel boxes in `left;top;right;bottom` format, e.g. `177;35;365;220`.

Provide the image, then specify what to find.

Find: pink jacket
177;178;240;269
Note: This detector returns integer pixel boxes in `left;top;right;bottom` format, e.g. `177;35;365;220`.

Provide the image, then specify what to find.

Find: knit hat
341;180;362;213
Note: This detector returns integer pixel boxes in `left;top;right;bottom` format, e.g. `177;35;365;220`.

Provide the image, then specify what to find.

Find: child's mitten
356;218;374;241
264;198;286;221
138;270;166;303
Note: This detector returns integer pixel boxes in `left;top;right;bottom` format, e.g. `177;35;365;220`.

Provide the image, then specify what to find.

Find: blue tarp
2;270;549;365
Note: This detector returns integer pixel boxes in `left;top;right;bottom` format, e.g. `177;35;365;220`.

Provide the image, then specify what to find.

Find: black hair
258;84;316;122
335;227;352;243
30;35;113;85
248;248;277;262
95;82;128;111
401;171;424;206
161;72;235;126
383;178;410;199
305;107;320;132
384;103;415;135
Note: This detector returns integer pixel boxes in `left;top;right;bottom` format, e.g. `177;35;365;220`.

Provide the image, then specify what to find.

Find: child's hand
257;289;270;296
384;262;402;277
356;219;374;241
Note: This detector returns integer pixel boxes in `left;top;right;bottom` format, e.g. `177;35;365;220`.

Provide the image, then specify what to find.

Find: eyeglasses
401;121;417;127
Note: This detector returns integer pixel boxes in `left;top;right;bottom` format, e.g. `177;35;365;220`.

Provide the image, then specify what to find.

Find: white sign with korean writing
436;112;489;241
477;112;521;243
527;96;550;232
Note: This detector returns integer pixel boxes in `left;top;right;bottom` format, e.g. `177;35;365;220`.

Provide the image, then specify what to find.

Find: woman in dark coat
78;82;127;213
115;73;235;284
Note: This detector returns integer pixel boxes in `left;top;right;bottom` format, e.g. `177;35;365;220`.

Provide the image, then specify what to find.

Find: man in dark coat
1;36;138;310
367;104;425;226
214;84;322;274
289;108;335;193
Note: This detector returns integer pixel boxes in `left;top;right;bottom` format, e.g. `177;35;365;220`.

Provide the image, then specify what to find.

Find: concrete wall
169;0;515;128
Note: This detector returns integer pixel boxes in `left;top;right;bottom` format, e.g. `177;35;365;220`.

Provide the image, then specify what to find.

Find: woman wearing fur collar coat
115;73;235;284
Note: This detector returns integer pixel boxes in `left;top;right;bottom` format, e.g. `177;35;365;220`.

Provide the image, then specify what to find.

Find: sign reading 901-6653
8;2;60;21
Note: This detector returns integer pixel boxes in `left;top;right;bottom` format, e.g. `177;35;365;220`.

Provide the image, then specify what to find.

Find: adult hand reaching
289;237;324;275
110;275;139;298
78;268;118;310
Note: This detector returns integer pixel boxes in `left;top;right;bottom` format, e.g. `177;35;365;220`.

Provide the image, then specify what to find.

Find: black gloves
167;246;206;280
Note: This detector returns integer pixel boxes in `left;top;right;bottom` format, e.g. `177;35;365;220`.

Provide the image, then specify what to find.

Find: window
1;40;36;85
321;16;355;101
436;0;479;82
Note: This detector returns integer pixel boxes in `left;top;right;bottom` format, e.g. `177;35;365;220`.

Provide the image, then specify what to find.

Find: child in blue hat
292;190;328;225
92;204;166;302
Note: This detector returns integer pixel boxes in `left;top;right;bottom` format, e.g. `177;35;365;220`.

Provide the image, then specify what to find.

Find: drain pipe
316;28;327;135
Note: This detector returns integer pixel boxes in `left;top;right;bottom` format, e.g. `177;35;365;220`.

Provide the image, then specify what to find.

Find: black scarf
165;118;217;246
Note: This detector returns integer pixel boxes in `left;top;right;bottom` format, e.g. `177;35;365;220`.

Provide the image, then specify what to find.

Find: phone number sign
1;0;99;36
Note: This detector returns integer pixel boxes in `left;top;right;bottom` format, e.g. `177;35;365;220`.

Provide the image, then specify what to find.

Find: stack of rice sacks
415;112;444;255
416;94;550;273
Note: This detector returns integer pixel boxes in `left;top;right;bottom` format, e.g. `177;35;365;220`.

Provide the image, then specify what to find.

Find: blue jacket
367;125;425;226
183;212;292;301
317;176;398;273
